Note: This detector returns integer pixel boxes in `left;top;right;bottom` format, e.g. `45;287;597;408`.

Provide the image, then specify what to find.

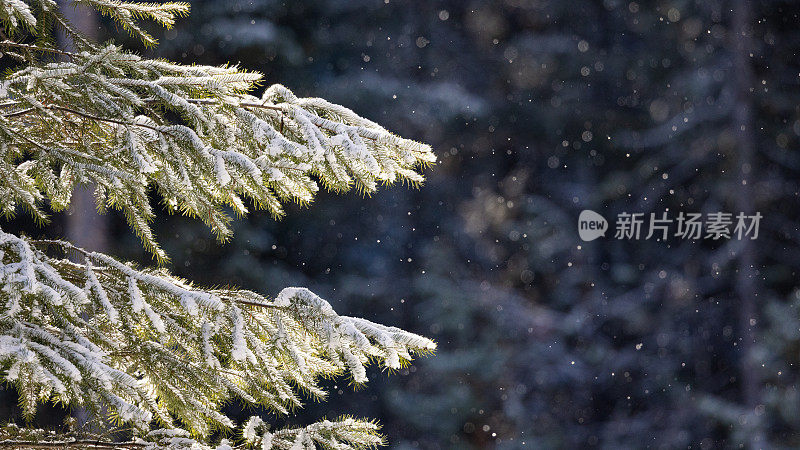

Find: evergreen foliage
0;0;435;448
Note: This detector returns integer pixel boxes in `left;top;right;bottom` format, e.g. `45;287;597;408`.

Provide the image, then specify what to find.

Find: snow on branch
0;228;434;437
0;1;437;448
0;418;383;449
73;0;190;47
0;40;434;261
0;0;36;29
243;416;383;450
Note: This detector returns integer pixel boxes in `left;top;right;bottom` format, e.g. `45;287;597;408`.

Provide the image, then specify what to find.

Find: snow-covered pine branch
0;2;434;262
0;228;434;438
0;418;383;449
75;0;190;47
243;416;383;450
0;0;436;448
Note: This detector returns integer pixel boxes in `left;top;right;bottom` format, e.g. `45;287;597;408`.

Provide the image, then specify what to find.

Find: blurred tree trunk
57;0;108;433
731;0;764;448
57;2;107;252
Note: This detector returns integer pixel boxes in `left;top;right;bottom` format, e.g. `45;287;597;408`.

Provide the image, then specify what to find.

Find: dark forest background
6;0;800;448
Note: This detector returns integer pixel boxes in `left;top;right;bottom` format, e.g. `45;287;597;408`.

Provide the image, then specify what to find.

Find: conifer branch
0;1;436;447
0;40;78;58
0;40;434;261
0;226;435;441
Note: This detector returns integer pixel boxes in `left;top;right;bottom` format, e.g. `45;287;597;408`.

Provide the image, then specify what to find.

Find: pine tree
0;1;436;448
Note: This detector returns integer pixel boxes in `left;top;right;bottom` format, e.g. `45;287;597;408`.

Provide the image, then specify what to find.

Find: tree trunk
57;0;108;433
57;2;107;252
